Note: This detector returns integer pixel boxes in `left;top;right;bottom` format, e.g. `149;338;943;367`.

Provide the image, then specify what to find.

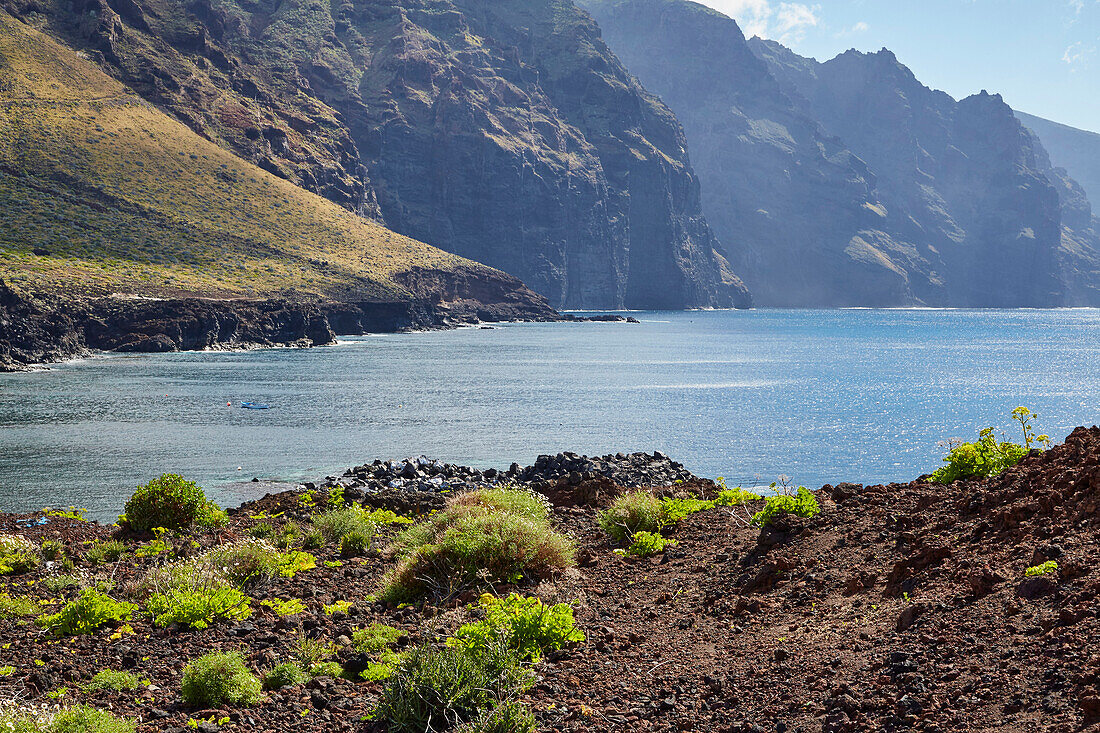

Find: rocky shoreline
0;275;639;372
5;430;1099;732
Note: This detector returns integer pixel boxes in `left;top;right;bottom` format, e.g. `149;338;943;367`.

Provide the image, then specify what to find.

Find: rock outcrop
584;0;1100;306
3;0;749;309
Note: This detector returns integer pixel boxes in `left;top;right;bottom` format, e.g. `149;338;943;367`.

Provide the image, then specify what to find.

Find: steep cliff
585;0;1100;306
2;0;749;308
0;9;555;369
1016;112;1100;206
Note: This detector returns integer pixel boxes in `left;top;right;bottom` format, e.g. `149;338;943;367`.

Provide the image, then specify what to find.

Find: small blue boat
241;401;270;410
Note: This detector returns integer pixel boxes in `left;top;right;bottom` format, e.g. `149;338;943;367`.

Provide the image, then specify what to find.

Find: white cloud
1062;41;1094;69
705;0;820;44
851;21;870;33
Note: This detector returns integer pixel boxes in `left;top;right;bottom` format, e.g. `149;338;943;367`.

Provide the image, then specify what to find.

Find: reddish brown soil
2;427;1100;732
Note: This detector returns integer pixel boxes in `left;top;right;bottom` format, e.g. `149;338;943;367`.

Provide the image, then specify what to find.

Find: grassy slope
0;10;471;301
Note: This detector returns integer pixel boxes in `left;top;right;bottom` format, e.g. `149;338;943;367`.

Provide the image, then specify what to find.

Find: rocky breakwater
316;451;703;514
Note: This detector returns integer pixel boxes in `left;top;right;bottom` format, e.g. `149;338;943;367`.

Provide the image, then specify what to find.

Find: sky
696;0;1100;133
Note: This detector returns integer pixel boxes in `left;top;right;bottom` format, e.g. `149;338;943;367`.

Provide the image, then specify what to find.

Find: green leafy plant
373;634;534;733
181;651;263;707
35;589;136;636
300;529;324;550
42;575;80;593
291;636;336;671
358;650;406;683
363;509;414;526
381;489;574;602
0;535;39;575
40;540;65;562
597;491;664;543
141;557;251;629
0;592;38;620
0;703;136;733
205;539;314;587
1012;406;1052;450
261;662;308;690
272;522;300;550
247;522;274;539
86;541;127;566
83;670;141;692
1025;560;1058;577
750;487;820;527
931;408;1049;484
121;474;227;532
260;598;306;617
448;593;584;663
312;505;376;546
353;624;403;654
323;600;353;616
339;530;370;557
624;531;677;557
308;661;344;679
658;497;714;525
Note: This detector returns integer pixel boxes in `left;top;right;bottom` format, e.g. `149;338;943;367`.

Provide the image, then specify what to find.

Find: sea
1;308;1098;521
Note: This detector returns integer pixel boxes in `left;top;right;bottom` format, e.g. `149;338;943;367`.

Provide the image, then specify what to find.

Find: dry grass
0;11;476;301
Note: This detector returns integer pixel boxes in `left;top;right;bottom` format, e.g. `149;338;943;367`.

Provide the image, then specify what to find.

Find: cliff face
1015;112;1100;207
3;0;748;309
585;0;1100;306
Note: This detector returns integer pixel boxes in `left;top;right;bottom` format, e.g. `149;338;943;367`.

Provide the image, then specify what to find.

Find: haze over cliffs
1;0;748;309
584;0;1100;307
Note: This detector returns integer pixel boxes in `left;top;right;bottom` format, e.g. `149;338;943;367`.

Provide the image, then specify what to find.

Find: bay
1;308;1098;521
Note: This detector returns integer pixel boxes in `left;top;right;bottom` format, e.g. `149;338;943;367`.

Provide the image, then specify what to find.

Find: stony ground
2;430;1100;732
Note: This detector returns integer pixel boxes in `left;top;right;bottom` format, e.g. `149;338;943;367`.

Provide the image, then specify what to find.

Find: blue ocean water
1;309;1098;521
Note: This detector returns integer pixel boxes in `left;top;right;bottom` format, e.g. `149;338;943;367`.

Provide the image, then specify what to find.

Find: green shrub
597;492;663;543
247;522;274;539
300;529;324;550
931;409;1049;484
381;492;574;602
658;497;714;525
260;598;305;617
312;505;376;545
713;486;762;506
86;541;127;566
323;600;353;616
205;539;299;587
291;636;335;670
142;558;251;629
359;650;405;683
83;670;141;692
363;509;414;526
309;661;344;679
121;474;227;532
0;703;136;733
373;635;534;733
1025;560;1058;577
35;589;136;636
448;594;584;663
180;651;263;707
261;662;308;690
353;624;403;653
750;487;820;527
0;535;39;575
272;523;300;550
625;531;677;557
42;575;80;593
339;530;370;557
458;701;535;733
40;541;65;562
0;592;38;619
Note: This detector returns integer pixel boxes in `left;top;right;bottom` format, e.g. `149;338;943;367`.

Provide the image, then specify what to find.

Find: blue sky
697;0;1100;132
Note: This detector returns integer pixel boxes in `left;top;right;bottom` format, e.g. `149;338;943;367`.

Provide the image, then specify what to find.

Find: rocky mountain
0;9;555;369
1016;112;1100;207
584;0;1100;306
0;0;749;309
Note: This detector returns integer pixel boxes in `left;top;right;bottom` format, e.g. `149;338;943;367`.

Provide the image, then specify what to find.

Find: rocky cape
0;267;559;372
584;0;1100;307
1;0;750;310
3;429;1100;730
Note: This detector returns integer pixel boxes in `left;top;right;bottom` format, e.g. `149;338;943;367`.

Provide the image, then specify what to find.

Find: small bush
121;474;226;532
0;592;38;619
1025;560;1058;577
382;491;574;602
323;600;353;616
262;662;308;690
597;492;663;543
142;558;251;629
35;589;136;636
364;509;414;526
340;530;370;557
300;529;324;550
247;522;274;539
40;541;65;562
0;535;40;575
353;624;403;653
181;651;263;707
272;523;300;550
312;505;376;545
374;636;533;733
260;598;305;617
205;539;289;587
714;487;762;506
458;701;535;733
83;670;141;692
309;661;344;678
86;541;127;566
449;594;584;663
42;575;81;593
930;408;1048;485
359;649;405;683
750;487;820;527
0;703;136;733
291;636;335;670
625;531;676;557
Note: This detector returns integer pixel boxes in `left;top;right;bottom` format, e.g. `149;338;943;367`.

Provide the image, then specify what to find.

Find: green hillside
0;10;470;301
